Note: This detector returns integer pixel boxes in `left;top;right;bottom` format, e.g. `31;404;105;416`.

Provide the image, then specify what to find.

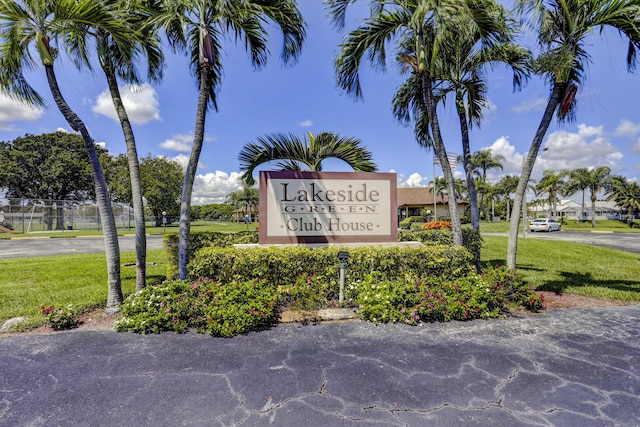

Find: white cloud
160;133;217;153
632;139;640;152
487;124;624;182
298;119;313;127
511;97;547;113
614;119;640;138
161;134;193;152
396;172;426;188
169;154;207;172
91;83;160;125
0;93;44;131
485;136;523;180
191;171;243;205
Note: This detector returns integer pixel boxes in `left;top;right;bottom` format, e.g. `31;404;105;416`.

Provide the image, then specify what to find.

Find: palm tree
471;149;505;219
535;170;568;218
431;14;529;232
567;166;611;227
496;175;520;221
226;185;259;224
330;0;509;247
239;131;377;186
605;176;640;222
429;176;448;216
507;0;640;269
153;0;306;280
87;2;164;291
0;0;128;312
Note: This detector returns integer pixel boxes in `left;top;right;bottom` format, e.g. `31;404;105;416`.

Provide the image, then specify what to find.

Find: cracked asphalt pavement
1;305;639;426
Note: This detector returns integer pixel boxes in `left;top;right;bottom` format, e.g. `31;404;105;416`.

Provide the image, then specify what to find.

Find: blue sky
1;1;639;204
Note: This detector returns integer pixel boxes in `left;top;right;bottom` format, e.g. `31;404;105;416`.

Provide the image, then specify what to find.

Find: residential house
397;187;467;223
530;199;620;221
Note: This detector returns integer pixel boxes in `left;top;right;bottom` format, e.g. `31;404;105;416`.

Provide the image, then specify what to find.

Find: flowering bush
353;266;541;325
40;304;78;330
278;273;334;310
422;221;453;230
115;279;279;337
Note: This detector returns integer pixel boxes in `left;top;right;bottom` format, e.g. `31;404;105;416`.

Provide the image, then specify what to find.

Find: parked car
529;218;561;232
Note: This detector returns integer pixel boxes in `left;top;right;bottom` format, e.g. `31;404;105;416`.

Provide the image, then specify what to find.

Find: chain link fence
0;199;140;233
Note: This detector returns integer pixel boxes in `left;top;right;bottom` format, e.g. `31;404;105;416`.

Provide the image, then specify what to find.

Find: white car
529;218;561;232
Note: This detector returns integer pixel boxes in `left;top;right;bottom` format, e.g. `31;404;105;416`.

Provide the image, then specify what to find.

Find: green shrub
40;304;78;330
114;279;278;337
278;273;335;310
164;231;258;278
399;228;482;265
354;266;540;325
399;216;424;229
188;245;473;287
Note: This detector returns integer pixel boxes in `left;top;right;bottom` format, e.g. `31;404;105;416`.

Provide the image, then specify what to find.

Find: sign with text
259;171;397;244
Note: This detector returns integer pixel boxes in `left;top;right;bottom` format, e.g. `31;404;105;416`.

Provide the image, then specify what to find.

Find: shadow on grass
481;260;640;296
534;271;640;295
481;259;546;273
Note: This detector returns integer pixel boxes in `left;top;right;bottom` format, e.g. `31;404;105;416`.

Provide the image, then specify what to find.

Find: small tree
104;154;184;226
0;132;100;229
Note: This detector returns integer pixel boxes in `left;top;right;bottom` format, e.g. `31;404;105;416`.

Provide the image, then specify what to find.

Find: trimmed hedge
164;231;258;278
164;229;481;279
188;245;473;287
399;228;482;265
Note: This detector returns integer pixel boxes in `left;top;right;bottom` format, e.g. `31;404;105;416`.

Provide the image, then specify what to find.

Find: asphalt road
487;230;640;254
0;235;165;258
1;306;639;426
1;231;639;259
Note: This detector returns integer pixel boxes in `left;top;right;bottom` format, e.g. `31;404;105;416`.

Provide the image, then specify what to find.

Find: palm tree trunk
45;64;123;311
507;83;565;269
457;101;479;231
591;191;597;228
102;56;147;291
178;66;210;280
420;72;463;246
457;102;480;272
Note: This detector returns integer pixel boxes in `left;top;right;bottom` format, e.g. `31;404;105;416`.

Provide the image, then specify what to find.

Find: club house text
263;176;394;238
281;182;381;232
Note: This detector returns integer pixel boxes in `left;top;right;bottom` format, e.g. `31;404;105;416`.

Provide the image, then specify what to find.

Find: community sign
259;171;397;244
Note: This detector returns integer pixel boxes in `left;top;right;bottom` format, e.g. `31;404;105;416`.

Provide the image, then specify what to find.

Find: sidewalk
2;305;639;426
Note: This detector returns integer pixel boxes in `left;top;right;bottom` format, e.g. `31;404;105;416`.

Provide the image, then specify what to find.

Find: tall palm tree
429;176;448;209
330;0;509;247
497;175;520;221
507;0;640;269
226;185;259;222
535;170;567;218
239;131;377;185
153;0;306;280
432;14;529;232
567;166;611;227
471;149;506;220
0;0;128;312
83;1;164;291
605;176;640;222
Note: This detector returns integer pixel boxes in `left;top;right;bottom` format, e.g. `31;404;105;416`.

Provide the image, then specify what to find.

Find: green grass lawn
0;249;167;329
481;235;640;301
2;235;639;331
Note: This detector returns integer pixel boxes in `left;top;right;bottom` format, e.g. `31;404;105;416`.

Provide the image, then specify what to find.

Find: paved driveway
0;235;165;258
1;306;639;426
486;231;640;254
